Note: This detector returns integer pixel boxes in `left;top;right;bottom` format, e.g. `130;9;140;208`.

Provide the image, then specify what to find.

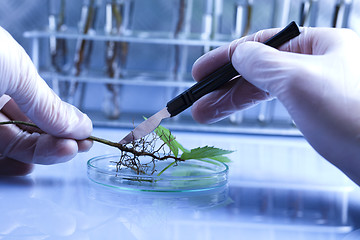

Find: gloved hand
0;27;93;175
191;27;360;185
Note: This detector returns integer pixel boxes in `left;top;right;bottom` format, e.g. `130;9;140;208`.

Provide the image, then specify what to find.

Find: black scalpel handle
166;21;300;117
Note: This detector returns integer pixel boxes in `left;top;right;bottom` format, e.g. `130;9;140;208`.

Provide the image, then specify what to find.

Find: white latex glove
0;27;93;175
191;27;360;185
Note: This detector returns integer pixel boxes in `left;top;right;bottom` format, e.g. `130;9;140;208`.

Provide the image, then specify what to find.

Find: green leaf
142;117;185;157
209;155;232;163
192;158;223;166
180;146;234;160
154;125;188;157
143;117;233;165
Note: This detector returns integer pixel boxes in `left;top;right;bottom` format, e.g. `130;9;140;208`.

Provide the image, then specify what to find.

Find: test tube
48;0;67;96
103;0;130;119
257;99;276;124
172;0;186;81
255;0;292;126
271;0;291;28
232;0;252;39
201;0;223;53
178;0;194;78
48;0;62;63
121;0;134;35
202;0;214;53
73;0;98;76
299;0;319;27
332;0;353;28
229;0;252;125
104;0;119;119
212;0;223;39
229;110;244;125
116;0;131;76
169;0;192;124
68;0;99;105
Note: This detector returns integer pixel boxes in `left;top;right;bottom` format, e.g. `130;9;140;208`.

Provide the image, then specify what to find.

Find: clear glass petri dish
87;154;228;192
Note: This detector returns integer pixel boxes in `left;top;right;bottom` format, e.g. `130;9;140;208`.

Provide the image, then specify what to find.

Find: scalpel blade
119;107;171;145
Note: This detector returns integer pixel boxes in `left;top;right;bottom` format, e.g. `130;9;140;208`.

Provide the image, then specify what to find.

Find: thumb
230;41;320;99
0;27;92;139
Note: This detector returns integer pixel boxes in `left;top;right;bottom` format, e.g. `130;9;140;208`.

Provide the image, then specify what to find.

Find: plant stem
157;161;176;176
0;120;183;162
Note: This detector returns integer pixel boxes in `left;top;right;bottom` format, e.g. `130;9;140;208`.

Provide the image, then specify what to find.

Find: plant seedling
0;120;233;176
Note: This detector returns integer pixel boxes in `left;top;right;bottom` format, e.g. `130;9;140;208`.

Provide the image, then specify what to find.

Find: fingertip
0;95;11;109
34;137;78;165
191;97;220;124
57;102;93;140
61;106;93;140
75;111;93;140
191;102;208;124
56;139;78;160
77;139;93;153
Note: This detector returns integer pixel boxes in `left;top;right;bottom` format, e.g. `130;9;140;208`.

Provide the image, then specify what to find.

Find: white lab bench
1;127;359;240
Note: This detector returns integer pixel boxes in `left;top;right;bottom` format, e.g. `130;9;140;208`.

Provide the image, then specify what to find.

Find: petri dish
87;154;228;192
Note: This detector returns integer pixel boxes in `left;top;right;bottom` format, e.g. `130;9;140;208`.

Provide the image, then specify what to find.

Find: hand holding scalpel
119;21;301;145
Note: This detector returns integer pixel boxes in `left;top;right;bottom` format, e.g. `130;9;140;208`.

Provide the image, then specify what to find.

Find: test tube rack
24;0;356;136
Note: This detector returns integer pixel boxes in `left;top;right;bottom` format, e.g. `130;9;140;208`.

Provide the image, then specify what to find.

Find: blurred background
1;1;360;239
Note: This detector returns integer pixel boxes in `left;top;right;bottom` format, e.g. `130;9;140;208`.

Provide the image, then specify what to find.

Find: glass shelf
40;70;195;88
24;28;232;47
